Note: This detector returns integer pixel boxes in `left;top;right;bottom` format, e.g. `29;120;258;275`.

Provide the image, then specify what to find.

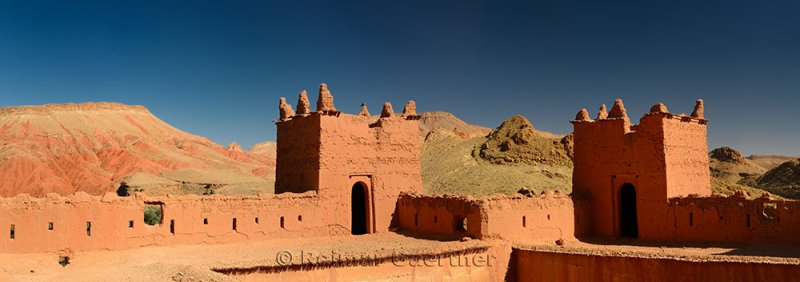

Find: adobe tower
571;99;710;239
274;83;423;234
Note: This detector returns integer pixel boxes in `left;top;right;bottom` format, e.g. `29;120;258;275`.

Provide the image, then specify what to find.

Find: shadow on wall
574;193;800;246
395;193;483;240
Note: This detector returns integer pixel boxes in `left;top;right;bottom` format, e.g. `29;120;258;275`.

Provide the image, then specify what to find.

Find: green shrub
144;205;162;225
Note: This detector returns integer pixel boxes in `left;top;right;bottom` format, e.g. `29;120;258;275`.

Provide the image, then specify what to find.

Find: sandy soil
6;229;799;282
0;233;490;282
3;231;799;281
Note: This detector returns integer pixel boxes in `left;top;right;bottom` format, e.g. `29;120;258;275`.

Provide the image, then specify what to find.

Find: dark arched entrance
351;182;368;235
619;183;638;238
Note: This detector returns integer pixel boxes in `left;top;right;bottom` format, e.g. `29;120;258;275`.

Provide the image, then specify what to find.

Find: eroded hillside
756;158;800;198
0;103;275;197
708;146;798;198
421;115;572;196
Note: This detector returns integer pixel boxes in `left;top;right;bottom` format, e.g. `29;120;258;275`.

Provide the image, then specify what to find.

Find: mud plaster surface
516;239;800;265
0;232;499;281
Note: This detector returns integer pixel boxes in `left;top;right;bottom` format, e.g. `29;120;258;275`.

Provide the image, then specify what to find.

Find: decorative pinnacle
316;83;336;112
380;102;394;118
691;99;704;119
359;103;370;117
608;99;628;119
575;108;591;121
296;90;311;115
402;100;417;116
279;97;295;121
596;104;608;119
649;102;669;114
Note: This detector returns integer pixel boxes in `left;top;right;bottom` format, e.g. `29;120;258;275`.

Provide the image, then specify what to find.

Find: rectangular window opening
143;204;163;226
48;222;54;231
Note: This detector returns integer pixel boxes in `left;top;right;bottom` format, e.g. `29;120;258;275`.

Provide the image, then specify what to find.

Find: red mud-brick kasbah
1;83;799;281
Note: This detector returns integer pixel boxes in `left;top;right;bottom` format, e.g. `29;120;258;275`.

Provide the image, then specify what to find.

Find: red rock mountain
247;141;277;177
0;102;275;197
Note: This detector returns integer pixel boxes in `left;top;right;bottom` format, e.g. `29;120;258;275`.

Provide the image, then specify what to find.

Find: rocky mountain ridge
0;102;275;197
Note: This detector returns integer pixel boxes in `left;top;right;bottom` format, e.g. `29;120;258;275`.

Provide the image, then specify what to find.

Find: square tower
274;84;423;234
571;99;710;239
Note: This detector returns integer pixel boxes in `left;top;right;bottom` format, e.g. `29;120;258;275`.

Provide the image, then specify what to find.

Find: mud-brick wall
661;116;711;198
480;192;587;242
515;249;800;282
276;112;422;234
316;114;423;233
396;193;588;242
665;196;800;244
0;192;348;253
572;111;710;240
396;193;484;238
275;113;322;194
369;117;424;232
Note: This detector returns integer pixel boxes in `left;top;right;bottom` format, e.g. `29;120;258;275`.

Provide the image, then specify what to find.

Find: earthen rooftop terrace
2;233;798;281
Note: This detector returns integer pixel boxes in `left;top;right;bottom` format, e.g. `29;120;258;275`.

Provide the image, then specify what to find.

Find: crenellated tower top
570;98;711;238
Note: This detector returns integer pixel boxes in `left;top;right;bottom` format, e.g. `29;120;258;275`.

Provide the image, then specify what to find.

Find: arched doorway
351;182;368;235
619;183;638;238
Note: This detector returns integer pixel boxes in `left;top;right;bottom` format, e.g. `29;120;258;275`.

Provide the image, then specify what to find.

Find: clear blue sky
0;0;798;155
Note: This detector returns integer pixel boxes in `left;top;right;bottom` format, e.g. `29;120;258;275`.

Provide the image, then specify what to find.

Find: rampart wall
663;194;800;244
514;248;800;282
397;191;800;246
480;191;589;243
0;192;348;253
397;192;586;242
3;188;800;255
396;193;485;238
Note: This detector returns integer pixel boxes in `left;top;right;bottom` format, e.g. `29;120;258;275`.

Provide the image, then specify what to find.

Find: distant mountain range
0;103;274;197
0;102;797;199
708;146;800;198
